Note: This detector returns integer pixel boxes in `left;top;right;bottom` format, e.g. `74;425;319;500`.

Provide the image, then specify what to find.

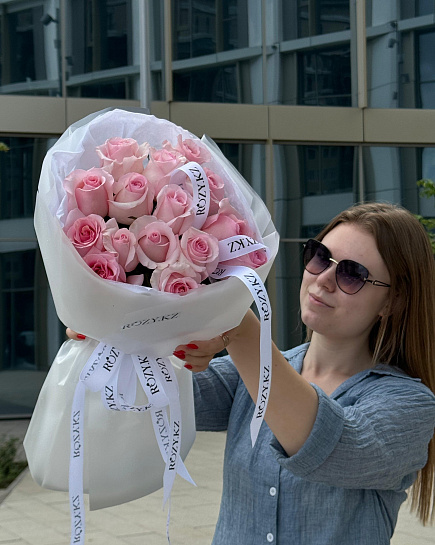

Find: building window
302;145;354;196
0;136;60;416
417;31;435;109
1;251;36;371
298;46;351;106
282;0;350;41
217;142;266;201
273;142;357;351
173;64;239;102
172;0;249;61
151;0;163;62
68;79;131;99
400;0;434;19
69;0;132;76
0;248;51;416
0;137;45;220
0;2;51;93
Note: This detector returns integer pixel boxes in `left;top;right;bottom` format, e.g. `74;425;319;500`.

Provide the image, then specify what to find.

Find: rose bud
143;147;186;195
153;184;195;235
203;167;225;215
222;248;268;269
129;216;180;269
96;137;150;181
150;262;202;295
201;198;252;241
163;134;211;164
83;249;126;282
103;218;139;272
64;209;106;257
108;172;154;226
180;227;220;280
63;167;114;218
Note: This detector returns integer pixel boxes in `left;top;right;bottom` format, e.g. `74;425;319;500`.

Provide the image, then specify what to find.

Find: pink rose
201;199;251;241
126;274;145;286
203;167;225;215
64;209;106;257
163;134;211;164
153;184;195;235
150;263;202;295
102;218;139;272
83;249;126;282
129;216;180;269
180;227;220;280
223;249;268;269
96;137;150;181
143;148;186;194
108;172;155;225
63;167;114;217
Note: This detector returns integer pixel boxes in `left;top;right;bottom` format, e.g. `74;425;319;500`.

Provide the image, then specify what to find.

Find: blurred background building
1;0;434;417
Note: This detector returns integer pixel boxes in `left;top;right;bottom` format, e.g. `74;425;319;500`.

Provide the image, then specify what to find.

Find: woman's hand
173;332;232;373
66;328;86;341
66;327;230;373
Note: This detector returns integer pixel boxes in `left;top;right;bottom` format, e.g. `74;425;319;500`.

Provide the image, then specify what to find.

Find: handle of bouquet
210;261;272;447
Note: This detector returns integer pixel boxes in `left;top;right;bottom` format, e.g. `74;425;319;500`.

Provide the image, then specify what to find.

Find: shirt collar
284;343;421;399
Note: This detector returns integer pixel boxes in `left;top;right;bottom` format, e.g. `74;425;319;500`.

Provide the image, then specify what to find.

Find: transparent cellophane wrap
24;108;279;510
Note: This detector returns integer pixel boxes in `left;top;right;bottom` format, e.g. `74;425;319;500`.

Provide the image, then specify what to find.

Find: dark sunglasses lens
303;240;330;274
336;260;367;294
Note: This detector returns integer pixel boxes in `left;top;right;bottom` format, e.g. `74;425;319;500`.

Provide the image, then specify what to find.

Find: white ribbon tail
69;381;86;545
151;406;196;486
152;357;183;507
68;345;195;545
210;265;272;446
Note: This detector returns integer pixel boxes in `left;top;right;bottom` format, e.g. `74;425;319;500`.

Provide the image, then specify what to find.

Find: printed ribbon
170;161;210;229
212;237;272;447
69;344;195;545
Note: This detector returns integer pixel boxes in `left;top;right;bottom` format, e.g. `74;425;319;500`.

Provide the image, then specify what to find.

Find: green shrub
416;179;435;255
0;435;27;489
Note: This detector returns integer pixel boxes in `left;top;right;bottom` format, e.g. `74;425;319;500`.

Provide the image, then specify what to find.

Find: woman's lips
309;293;333;308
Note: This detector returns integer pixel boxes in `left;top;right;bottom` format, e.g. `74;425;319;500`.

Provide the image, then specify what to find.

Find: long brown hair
306;202;435;524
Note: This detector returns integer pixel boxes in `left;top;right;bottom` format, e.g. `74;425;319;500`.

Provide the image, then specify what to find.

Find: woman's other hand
66;328;86;341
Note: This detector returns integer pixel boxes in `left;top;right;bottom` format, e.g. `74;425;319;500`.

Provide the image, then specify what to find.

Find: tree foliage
416;179;435;255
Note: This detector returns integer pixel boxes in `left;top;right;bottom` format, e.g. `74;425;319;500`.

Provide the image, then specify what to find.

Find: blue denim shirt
193;344;435;545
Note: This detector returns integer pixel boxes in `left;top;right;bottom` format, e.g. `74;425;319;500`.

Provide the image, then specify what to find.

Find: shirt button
269;486;277;496
267;533;274;542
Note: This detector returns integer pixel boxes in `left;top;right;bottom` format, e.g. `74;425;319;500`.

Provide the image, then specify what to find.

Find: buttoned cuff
270;384;345;477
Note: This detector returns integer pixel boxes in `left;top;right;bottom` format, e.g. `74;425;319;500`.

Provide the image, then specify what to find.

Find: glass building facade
1;0;434;416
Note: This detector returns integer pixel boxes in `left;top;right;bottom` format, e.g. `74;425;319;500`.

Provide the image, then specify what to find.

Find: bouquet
23;108;279;544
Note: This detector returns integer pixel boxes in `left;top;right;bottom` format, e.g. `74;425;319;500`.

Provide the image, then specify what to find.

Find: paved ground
1;420;434;544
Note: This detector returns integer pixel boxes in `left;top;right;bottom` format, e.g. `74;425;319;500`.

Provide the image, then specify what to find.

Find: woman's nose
316;261;336;291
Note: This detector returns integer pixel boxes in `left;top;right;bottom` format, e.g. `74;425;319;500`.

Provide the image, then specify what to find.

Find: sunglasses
303;238;391;295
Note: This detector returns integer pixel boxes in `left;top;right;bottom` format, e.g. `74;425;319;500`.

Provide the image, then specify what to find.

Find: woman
69;202;435;544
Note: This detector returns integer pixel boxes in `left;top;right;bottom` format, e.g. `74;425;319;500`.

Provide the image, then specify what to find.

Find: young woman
172;202;435;544
69;202;435;544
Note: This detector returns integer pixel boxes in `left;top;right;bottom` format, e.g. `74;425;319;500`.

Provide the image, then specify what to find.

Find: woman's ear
378;301;390;318
380;290;403;318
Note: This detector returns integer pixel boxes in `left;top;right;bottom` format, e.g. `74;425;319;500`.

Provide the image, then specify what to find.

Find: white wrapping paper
24;108;279;511
24;338;194;510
